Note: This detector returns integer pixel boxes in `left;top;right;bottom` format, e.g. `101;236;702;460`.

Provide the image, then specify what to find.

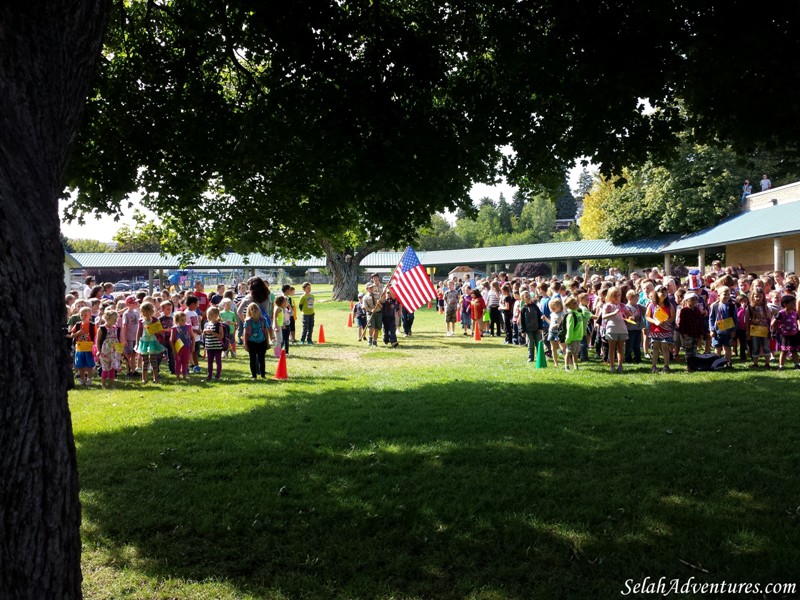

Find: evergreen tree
555;179;577;220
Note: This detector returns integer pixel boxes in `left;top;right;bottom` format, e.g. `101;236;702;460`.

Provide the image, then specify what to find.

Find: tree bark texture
320;239;384;302
0;2;109;598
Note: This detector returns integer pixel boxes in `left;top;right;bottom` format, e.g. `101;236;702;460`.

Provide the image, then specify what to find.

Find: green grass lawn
71;301;800;599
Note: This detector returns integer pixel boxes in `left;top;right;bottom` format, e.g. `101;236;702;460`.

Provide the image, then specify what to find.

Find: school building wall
725;233;800;274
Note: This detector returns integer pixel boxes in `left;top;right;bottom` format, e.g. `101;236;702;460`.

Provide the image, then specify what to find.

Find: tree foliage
64;0;504;261
554;179;576;220
64;238;111;253
415;214;463;251
580;137;800;243
112;211;167;252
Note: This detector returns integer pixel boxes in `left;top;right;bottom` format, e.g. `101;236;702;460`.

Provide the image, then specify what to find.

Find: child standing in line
709;285;738;369
512;289;523;346
244;302;269;379
578;292;593;361
158;300;175;374
470;289;486;335
460;285;473;336
519;290;542;363
735;292;750;363
184;295;202;374
219;298;238;359
96;309;122;389
171;311;192;381
203;306;225;381
646;287;675;373
743;289;773;369
298;282;315;345
544;297;565;367
120;296;140;377
602;287;630;373
771;295;800;370
137;302;166;383
272;295;289;356
69;306;97;386
624;289;644;364
563;296;583;372
354;293;367;340
676;292;705;369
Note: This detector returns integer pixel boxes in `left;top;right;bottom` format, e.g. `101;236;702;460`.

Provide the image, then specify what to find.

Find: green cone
535;339;547;369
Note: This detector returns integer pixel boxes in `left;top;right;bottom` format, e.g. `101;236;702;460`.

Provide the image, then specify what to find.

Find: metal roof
63;251;82;269
661;201;800;253
72;237;673;271
417;237;674;265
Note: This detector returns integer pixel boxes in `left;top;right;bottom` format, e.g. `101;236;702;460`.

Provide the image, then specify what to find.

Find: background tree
510;189;527;219
573;167;594;200
515;193;557;244
579;175;617;239
415;214;463;252
112;212;166;253
554;179;577;220
65;238;111;253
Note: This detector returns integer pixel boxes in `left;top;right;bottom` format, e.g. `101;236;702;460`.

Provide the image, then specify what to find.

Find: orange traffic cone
473;325;482;341
347;312;353;328
274;349;288;380
318;325;326;344
350;301;354;310
427;301;431;309
456;310;461;323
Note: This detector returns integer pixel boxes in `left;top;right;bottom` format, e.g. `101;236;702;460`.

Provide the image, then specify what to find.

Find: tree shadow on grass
77;376;800;599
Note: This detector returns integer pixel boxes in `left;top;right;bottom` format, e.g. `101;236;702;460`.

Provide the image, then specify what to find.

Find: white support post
698;248;706;275
774;237;782;271
627;257;634;275
148;268;154;295
565;259;573;278
663;253;671;276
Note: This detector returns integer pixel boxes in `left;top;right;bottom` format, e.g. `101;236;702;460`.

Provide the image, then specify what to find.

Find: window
785;249;795;273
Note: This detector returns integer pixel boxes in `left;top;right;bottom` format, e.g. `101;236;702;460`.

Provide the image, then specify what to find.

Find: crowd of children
68;263;800;387
66;277;321;386
389;263;799;373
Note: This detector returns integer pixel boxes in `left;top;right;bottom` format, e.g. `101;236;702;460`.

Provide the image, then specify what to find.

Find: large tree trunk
0;2;109;598
320;239;384;301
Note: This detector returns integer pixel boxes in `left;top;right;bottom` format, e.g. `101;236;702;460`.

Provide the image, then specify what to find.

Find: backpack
220;323;231;351
776;311;799;337
555;314;567;343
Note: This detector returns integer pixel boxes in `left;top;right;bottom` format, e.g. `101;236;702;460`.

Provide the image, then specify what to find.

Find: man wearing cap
363;281;382;347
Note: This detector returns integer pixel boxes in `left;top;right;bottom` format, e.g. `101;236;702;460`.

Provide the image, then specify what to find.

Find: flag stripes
390;246;437;312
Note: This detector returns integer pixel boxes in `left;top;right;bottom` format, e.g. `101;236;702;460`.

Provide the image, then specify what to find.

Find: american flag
390;246;437;312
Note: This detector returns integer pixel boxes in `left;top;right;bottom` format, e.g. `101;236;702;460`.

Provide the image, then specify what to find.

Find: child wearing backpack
676;292;705;366
203;306;225;381
563;296;583;372
544;297;565;367
709;285;738;369
69;306;97;386
771;295;800;370
519;290;542;363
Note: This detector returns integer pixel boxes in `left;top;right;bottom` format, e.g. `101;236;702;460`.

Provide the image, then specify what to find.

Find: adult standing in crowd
82;275;96;299
236;276;274;344
760;174;772;191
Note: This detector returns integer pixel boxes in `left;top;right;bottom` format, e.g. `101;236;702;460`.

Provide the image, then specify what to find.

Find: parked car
114;280;132;292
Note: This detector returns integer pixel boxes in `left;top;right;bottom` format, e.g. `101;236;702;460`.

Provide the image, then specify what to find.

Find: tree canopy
63;1;800;262
579;137;800;243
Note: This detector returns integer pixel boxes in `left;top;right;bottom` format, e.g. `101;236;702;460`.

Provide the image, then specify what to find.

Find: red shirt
470;297;486;321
